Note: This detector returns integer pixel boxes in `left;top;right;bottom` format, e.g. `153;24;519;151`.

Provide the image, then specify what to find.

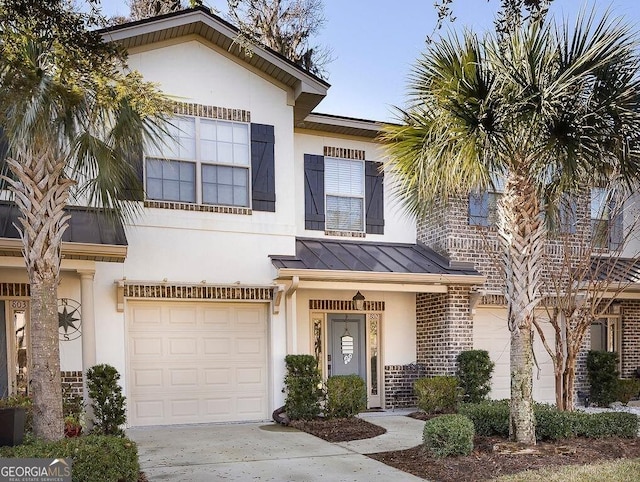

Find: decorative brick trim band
480;294;507;306
144;200;252;215
123;283;274;301
61;371;84;399
323;146;365;160
324;230;366;238
173;102;251;123
309;299;385;311
0;283;30;297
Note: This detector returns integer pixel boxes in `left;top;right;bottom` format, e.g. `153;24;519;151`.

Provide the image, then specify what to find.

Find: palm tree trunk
6;149;74;441
499;172;544;444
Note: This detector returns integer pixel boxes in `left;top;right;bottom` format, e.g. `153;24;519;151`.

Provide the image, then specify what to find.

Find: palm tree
382;11;640;443
0;1;170;441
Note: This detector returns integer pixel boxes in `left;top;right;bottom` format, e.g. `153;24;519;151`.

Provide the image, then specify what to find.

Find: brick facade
61;371;83;400
621;301;640;378
384;364;426;408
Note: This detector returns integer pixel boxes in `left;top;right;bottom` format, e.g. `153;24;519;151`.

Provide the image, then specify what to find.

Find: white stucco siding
294;132;417;244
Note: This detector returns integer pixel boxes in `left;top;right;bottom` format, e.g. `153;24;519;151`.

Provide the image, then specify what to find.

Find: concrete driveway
127;414;426;481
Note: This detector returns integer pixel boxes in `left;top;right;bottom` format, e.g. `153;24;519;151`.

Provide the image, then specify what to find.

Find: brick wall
416;286;473;376
621;301;640;378
61;371;83;400
384;364;426;408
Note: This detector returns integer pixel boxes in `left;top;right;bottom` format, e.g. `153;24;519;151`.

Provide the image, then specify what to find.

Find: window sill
144;200;252;215
324;230;366;238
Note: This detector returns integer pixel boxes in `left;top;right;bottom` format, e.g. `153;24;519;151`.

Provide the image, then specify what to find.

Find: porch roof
270;238;484;290
0;202;128;262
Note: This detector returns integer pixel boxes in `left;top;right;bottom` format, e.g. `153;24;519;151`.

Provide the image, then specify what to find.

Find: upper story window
145;116;251;207
324;158;365;232
469;175;505;226
304;152;384;235
591;187;609;248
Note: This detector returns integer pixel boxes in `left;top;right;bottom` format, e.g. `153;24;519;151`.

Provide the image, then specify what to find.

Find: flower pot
0;407;26;446
64;422;82;438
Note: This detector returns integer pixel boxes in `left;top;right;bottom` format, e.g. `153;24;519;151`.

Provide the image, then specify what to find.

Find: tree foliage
128;0;184;21
0;0;170;441
227;0;331;79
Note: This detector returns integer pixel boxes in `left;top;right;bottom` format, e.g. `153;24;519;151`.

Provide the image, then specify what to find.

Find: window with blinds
324;158;364;231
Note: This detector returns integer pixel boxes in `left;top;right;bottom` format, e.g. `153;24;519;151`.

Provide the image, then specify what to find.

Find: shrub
587;351;619;407
616;379;640;404
571;412;639;438
456;350;494;403
284;355;323;420
414;376;459;414
459;400;509;437
534;403;574;441
423;414;474;457
325;375;366;418
0;435;139;482
86;364;126;436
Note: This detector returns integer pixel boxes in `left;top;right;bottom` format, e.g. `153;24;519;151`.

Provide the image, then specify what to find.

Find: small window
591;187;609;249
324;158;364;231
145;116;251;207
469;174;505;226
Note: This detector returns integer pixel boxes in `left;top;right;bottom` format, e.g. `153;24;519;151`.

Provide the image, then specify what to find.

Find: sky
95;0;640;122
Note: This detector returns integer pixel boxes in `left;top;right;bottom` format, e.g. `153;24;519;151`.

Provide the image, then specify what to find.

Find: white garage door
127;301;268;426
473;308;556;404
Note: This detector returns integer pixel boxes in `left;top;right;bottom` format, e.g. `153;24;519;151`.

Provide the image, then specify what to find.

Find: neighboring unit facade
0;7;638;426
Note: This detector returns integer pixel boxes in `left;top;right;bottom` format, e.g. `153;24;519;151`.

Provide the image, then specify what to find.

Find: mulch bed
289;417;386;442
291;413;640;481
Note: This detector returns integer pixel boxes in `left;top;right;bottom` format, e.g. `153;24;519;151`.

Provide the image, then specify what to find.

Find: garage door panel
127;301;268;426
474;308;556;404
130;306;162;327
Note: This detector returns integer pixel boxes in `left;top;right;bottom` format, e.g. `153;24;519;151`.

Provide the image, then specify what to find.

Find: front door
329;314;366;378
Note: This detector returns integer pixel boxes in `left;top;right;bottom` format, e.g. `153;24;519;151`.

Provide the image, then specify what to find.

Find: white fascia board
275;268;486;286
297;280;448;293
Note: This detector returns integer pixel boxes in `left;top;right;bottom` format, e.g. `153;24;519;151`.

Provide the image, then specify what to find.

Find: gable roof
270;238;484;290
100;6;330;123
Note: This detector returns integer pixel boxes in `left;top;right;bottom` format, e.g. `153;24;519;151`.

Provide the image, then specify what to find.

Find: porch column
78;270;96;400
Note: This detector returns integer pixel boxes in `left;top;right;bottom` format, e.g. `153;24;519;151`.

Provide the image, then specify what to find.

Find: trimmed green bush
414;376;459;414
86;364;126;436
423;414;474;457
571;411;639;438
587;351;619;407
325;375;366;418
0;435;139;482
284;355;323;420
459;400;510;437
616;379;640;404
456;350;494;403
534;403;574;441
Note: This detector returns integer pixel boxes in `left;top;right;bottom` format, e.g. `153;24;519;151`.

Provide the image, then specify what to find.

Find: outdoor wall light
352;291;365;311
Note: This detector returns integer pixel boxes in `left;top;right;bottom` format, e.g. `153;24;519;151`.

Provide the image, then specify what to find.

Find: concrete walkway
128;411;427;481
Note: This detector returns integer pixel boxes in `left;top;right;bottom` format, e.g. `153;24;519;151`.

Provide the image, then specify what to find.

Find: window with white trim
324;157;365;231
591;187;609;249
145;116;251;207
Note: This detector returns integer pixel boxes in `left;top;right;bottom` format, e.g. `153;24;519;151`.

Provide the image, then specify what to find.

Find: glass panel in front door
330;315;365;378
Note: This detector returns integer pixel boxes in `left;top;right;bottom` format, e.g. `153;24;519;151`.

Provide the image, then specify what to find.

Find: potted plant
0;395;30;446
62;389;84;438
64;414;82;437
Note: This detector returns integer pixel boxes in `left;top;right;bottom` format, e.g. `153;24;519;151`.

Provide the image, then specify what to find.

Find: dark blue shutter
609;198;623;250
251;123;276;212
0;301;7;397
469;192;490;226
304;154;325;230
559;195;577;234
121;145;144;201
365;161;384;234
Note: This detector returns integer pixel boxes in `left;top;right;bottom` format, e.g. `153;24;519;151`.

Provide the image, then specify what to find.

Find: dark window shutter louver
365;161;384;234
304;154;325;230
121;145;144;201
609;198;623;250
559;195;577;234
251;123;276;212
